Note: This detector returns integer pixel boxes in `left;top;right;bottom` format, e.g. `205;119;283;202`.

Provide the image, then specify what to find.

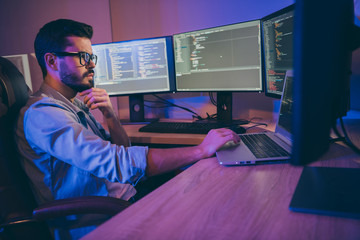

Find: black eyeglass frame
52;52;98;66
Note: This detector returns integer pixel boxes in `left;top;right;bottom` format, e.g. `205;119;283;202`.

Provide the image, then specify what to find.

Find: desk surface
83;119;360;240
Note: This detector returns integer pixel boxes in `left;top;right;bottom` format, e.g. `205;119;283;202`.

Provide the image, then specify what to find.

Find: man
15;19;239;238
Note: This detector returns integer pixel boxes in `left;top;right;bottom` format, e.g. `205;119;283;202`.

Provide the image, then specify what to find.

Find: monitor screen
262;4;294;98
173;20;262;92
92;36;175;96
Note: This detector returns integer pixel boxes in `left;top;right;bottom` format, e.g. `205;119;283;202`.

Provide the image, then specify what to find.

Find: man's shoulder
26;95;71;112
20;95;77;125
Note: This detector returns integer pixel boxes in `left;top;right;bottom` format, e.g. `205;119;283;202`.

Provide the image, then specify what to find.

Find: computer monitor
289;0;360;219
262;4;295;99
291;0;359;165
173;20;262;123
92;36;175;122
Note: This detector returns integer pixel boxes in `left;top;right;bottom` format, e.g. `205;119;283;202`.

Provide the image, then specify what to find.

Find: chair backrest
0;57;132;239
0;56;51;238
0;57;29;118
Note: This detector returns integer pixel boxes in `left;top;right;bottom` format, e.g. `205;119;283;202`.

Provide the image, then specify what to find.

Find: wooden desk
83;119;360;240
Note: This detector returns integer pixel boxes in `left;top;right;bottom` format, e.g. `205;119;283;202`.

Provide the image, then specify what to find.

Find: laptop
216;70;293;165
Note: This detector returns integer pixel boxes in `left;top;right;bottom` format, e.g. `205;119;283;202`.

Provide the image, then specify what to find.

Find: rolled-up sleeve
24;99;147;185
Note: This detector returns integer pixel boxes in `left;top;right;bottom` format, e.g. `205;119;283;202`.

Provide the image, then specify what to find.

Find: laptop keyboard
240;134;290;159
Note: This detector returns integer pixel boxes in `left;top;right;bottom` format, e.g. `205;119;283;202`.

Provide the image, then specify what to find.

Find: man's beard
60;69;94;92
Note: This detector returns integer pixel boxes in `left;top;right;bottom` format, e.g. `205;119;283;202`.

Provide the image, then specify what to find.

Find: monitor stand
289;166;360;219
122;93;246;126
213;92;248;125
121;94;158;125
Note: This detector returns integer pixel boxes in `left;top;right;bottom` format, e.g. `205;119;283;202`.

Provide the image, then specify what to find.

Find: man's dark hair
34;19;93;78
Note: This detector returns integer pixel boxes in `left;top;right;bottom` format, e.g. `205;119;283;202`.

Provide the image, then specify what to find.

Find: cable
245;123;268;130
209;92;217;106
144;99;172;109
144;99;172;105
332;121;346;141
147;94;254;124
330;137;346;143
144;104;170;109
339;117;360;155
331;118;360;155
152;94;204;120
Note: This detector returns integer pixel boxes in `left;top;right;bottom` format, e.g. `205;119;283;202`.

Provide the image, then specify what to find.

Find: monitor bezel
92;36;176;97
173;19;263;93
261;4;295;99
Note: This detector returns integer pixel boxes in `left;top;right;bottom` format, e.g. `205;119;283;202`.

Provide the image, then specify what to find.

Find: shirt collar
36;83;89;114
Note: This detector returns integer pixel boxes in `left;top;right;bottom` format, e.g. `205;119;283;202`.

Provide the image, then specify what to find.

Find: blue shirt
15;83;148;204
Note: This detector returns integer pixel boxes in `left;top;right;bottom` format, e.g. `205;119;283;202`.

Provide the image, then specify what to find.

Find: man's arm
79;88;130;147
80;88;240;177
146;128;240;176
22;100;147;184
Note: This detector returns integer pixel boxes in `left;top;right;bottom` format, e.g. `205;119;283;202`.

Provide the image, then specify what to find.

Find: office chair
0;56;131;240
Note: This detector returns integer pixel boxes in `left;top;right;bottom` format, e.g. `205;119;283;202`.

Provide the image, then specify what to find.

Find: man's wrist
103;108;118;121
194;144;208;160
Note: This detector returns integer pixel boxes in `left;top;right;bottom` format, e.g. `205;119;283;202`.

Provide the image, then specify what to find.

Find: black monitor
92;36;175;122
262;4;295;99
289;0;360;219
291;0;359;165
173;20;262;123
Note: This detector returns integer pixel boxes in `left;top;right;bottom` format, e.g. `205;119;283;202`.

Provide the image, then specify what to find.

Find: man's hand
79;88;115;119
199;128;241;158
146;128;240;176
79;88;130;147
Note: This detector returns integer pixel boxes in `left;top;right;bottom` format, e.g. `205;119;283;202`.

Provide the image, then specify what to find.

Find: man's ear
44;53;58;71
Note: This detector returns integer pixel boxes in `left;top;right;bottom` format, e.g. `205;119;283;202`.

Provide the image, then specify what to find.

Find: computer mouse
221;140;240;149
229;126;246;134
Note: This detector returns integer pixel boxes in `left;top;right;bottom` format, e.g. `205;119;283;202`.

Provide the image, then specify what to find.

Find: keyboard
239;134;290;159
139;121;247;134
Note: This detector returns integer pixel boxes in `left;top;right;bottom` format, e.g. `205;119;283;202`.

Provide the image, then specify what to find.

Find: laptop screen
277;70;293;135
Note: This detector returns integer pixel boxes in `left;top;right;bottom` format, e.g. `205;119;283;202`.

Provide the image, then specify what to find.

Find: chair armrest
33;196;131;221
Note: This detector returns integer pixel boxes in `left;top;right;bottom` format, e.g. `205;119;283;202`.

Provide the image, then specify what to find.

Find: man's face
58;36;95;92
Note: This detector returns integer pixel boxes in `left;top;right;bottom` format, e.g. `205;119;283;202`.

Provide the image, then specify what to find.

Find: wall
1;0;359;124
110;0;293;40
0;0;112;56
0;0;114;120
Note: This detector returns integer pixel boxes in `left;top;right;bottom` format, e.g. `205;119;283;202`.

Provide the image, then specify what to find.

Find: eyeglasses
52;52;98;66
